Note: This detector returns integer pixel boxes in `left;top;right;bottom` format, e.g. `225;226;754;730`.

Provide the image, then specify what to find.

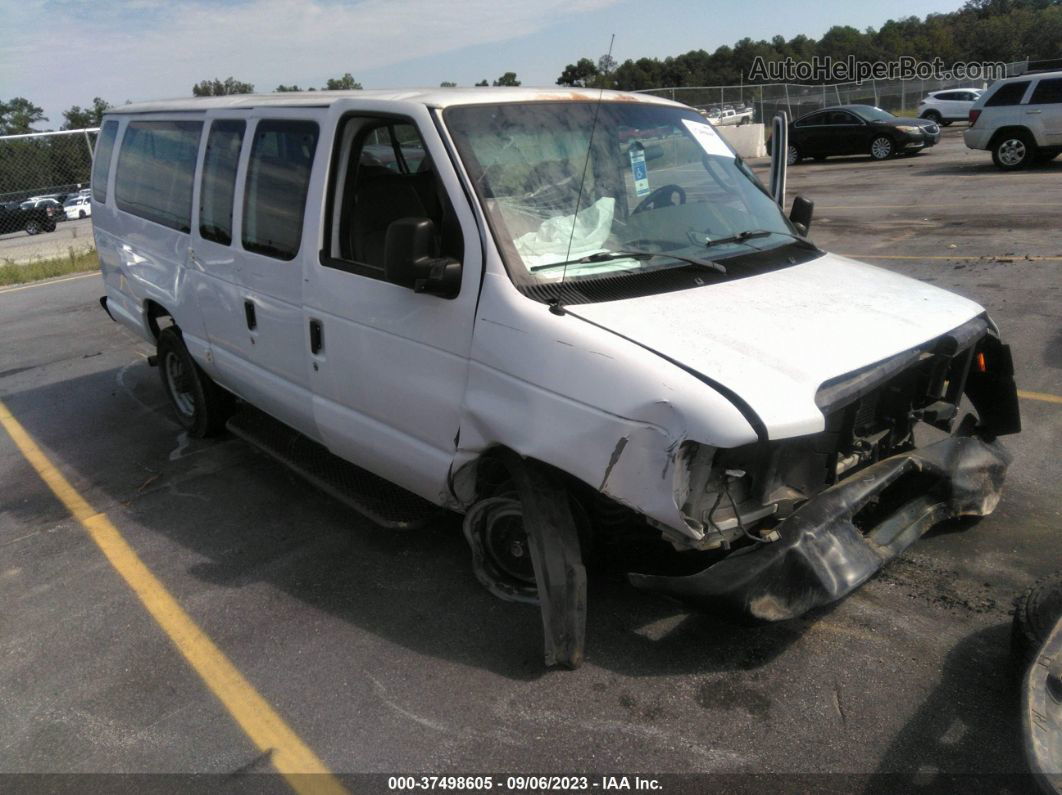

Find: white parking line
0;271;98;295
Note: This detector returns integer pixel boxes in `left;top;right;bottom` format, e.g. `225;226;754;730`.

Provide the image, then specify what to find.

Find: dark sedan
787;104;940;164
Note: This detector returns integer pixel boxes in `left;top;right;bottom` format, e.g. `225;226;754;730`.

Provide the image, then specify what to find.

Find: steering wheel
633;184;686;215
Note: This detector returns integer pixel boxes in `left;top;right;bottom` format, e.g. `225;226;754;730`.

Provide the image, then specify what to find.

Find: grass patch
0;247;99;287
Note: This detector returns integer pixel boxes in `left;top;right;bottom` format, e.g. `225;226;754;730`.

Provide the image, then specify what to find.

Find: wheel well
988;126;1033;149
144;300;174;341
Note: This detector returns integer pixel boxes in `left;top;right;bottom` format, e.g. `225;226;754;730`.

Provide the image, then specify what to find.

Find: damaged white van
93;88;1020;668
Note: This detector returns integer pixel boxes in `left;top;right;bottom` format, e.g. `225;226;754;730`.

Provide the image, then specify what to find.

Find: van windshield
444;101;797;292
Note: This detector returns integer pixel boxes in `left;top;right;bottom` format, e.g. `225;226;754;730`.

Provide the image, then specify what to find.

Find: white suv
918;88;983;125
964;70;1062;169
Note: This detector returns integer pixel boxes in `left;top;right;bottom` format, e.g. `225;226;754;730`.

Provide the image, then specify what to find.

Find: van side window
199;120;245;245
242;120;319;261
323;118;463;278
1030;78;1062;105
985;81;1030;107
92;121;119;203
115;120;202;232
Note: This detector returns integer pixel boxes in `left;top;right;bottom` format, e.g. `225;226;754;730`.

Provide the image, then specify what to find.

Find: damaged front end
632;317;1021;621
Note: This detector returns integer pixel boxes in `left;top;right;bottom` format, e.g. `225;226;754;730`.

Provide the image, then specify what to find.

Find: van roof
106;87;678;115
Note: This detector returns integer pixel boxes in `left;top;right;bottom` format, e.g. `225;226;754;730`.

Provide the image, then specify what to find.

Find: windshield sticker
629;146;651;197
681;119;734;158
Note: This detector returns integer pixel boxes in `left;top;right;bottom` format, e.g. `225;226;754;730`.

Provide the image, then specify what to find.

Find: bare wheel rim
164;351;196;417
484;507;536;584
998;139;1026;166
871;137;892;159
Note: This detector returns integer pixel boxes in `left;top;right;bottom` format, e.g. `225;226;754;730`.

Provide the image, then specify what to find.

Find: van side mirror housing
789;195;814;235
383;217;461;298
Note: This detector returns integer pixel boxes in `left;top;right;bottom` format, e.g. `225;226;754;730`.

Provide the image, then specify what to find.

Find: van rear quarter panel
94;114;208;355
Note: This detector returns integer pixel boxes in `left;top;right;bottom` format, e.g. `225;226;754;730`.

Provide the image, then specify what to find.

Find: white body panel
93;88;996;540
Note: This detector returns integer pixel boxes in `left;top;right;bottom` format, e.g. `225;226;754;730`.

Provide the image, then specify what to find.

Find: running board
226;406;443;530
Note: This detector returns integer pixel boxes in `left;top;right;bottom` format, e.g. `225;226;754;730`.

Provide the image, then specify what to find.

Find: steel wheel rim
999;139;1026;166
484;507;536;585
164;351;196;417
871;137;892;159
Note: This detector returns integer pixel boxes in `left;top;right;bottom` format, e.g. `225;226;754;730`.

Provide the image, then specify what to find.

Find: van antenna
558;33;615;302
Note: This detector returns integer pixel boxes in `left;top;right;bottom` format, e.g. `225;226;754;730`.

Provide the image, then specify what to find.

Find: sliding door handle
309;319;323;354
244;300;256;330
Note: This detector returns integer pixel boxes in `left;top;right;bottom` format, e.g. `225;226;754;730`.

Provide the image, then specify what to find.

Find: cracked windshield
444;102;795;286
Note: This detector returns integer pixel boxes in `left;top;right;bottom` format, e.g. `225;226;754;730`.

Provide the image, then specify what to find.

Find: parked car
787;104;940;164
0;199;58;235
964;68;1062;170
93;89;1020;668
64;194;92;220
918;88;984;125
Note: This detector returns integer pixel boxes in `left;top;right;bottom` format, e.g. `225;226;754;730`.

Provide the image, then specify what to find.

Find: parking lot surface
1;127;1059;786
0;217;95;264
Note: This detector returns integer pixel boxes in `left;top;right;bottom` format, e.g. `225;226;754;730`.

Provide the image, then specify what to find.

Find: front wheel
157;326;232;437
870;136;894;160
992;132;1036;170
25;220;40;235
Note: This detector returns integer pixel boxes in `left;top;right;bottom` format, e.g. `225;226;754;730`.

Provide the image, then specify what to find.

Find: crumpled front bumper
629;435;1011;622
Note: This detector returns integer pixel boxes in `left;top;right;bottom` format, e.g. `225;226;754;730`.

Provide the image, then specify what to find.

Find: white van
93;89;1020;668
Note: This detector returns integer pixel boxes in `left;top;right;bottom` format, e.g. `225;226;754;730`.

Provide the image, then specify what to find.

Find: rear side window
242;120;319;260
91;120;118;203
199;120;245;245
986;81;1030;107
115;120;203;232
1030;78;1062;105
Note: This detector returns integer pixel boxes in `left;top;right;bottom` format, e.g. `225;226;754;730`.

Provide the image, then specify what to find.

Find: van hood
565;252;985;440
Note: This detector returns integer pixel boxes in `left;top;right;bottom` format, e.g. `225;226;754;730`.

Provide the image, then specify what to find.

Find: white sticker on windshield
681;119;734;158
629;145;650;197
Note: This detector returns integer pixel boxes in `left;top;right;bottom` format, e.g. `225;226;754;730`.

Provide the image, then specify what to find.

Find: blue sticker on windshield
629;146;650;197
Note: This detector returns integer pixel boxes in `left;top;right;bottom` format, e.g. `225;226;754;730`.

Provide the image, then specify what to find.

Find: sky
2;0;965;130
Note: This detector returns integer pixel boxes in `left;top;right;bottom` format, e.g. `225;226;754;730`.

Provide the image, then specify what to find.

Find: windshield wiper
529;249;726;274
704;228;808;249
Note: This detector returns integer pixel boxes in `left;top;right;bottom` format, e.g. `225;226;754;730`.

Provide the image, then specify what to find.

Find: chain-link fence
0;128;99;264
638;60;1030;124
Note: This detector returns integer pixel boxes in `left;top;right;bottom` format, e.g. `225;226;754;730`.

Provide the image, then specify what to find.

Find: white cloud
1;0;621;126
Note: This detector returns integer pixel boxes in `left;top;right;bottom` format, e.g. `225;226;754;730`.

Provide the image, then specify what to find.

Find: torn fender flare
629;435;1011;622
494;450;587;669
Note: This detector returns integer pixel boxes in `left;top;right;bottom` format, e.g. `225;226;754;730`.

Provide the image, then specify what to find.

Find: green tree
61;97;111;130
274;84;303;92
192;77;255;96
439;81;457;87
0;98;47;134
556;58;600;87
324;73;362;90
492;72;521;86
475;79;489;87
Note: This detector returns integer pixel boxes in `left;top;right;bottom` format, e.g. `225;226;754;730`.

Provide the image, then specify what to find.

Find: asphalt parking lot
0;217;95;264
1;126;1059;788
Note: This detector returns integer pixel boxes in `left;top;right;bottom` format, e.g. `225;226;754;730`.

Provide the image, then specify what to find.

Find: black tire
1012;572;1062;667
157;326;232;437
44;222;56;233
991;130;1036;170
25;220;40;235
923;110;942;125
78;210;86;219
941;120;953;127
870;135;895;160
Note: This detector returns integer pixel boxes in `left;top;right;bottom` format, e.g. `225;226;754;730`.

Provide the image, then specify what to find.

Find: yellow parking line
838;254;1062;262
0;400;346;795
1019;390;1062;405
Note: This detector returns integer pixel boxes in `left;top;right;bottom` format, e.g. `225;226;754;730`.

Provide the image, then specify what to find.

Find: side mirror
789;195;814;235
383;217;461;298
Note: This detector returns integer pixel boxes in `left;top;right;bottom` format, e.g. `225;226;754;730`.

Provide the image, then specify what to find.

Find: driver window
324;117;463;277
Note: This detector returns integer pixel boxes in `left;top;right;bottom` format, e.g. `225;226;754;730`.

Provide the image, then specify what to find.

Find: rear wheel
870;136;894;160
786;144;802;165
992;131;1036;170
1013;572;1062;666
923;110;942;125
157;326;232;437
